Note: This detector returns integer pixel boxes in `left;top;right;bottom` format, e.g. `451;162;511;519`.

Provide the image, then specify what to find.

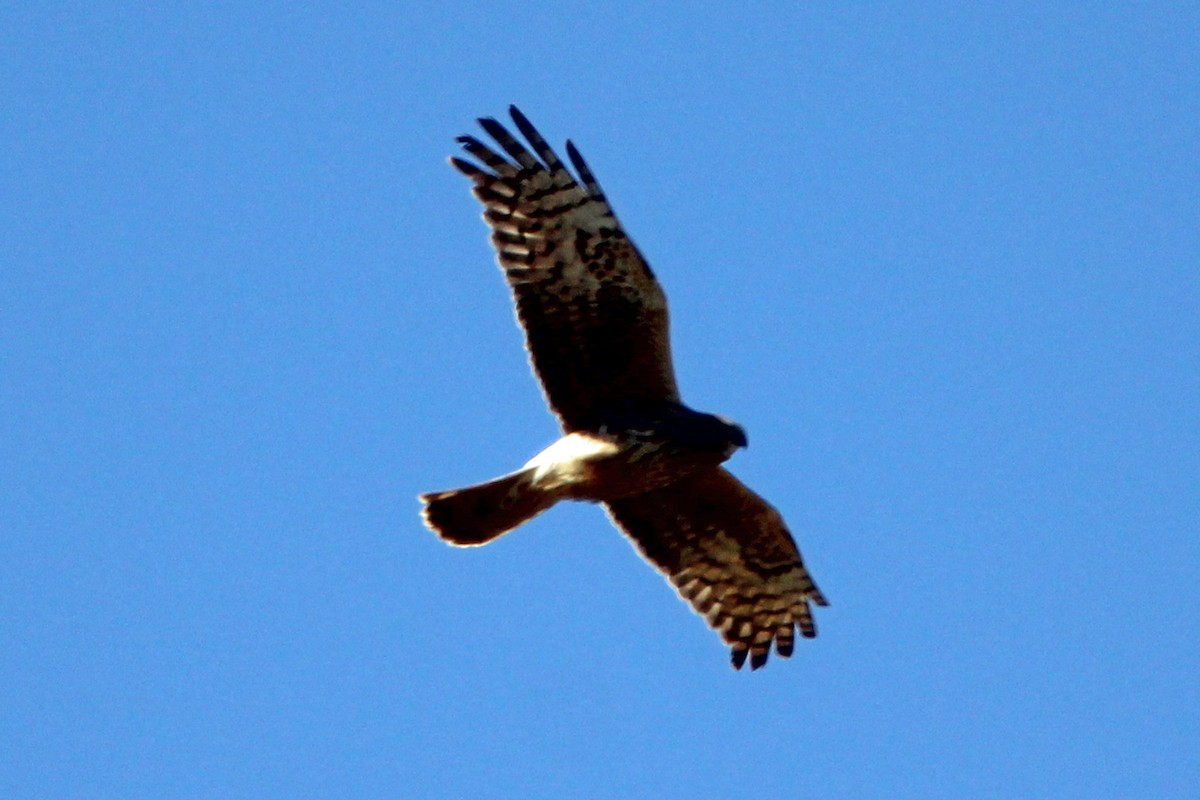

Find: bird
420;107;827;670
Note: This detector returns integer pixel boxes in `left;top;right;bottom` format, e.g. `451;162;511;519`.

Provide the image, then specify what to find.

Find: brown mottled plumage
421;107;827;670
605;468;827;670
450;109;678;430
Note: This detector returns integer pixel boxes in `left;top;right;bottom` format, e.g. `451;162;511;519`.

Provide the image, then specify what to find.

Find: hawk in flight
420;107;827;670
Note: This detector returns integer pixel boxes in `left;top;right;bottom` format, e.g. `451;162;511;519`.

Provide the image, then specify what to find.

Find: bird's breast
569;436;730;501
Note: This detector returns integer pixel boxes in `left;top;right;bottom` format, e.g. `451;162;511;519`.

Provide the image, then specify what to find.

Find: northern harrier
420;107;827;670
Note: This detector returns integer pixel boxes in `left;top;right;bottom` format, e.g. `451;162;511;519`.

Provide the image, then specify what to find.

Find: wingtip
564;139;602;196
508;105;535;137
730;647;749;671
448;156;484;178
477;116;506;136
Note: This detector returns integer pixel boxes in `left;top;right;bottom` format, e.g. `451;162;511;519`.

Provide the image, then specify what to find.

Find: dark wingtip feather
457;135;516;175
479;116;538;169
449;156;485;178
476;116;506;139
730;647;749;671
565;140;605;199
775;635;795;659
508;106;567;173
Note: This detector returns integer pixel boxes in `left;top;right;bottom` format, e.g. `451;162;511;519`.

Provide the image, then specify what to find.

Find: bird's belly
568;442;726;501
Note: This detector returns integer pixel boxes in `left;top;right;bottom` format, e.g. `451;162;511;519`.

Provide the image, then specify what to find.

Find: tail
419;467;558;546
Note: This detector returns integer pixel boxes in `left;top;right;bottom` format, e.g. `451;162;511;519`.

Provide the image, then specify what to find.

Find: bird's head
599;401;748;459
672;410;747;459
718;416;749;450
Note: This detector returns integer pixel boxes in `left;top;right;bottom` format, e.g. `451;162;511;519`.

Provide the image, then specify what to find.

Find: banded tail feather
420;468;557;546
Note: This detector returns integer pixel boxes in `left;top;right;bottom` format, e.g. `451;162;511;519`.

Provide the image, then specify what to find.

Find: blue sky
3;3;1197;797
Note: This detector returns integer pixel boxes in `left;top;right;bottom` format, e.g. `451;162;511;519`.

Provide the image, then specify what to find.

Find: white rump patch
523;433;619;482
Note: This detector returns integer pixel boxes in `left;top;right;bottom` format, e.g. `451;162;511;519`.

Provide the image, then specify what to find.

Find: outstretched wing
451;106;679;432
604;467;828;670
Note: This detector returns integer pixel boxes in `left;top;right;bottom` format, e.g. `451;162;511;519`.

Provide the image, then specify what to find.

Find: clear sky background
3;3;1197;798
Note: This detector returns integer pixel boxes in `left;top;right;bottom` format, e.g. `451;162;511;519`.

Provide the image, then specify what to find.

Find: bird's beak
732;424;748;449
